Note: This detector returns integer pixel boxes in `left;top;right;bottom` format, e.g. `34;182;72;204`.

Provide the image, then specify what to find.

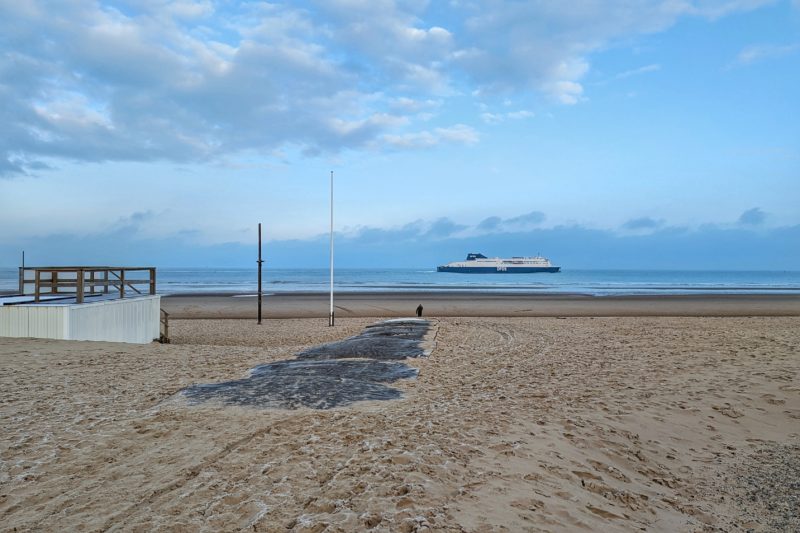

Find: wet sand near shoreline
163;291;800;319
1;316;798;531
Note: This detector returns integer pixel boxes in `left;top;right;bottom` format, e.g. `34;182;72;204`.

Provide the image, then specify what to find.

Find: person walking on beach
416;304;423;317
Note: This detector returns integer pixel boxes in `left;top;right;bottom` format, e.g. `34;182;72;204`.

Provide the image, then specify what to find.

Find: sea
2;267;800;296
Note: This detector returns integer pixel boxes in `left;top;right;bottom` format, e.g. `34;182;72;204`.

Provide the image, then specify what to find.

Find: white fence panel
0;307;30;337
0;306;66;339
68;296;160;344
27;307;67;339
0;296;160;344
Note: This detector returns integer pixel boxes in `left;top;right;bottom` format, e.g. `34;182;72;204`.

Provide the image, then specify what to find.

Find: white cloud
735;43;800;65
688;0;776;19
480;110;534;123
615;63;662;79
506;110;534;120
480;112;503;124
310;0;455;91
542;81;584;105
436;124;480;144
0;0;779;174
383;124;479;148
0;1;404;173
165;1;214;20
451;1;771;103
389;97;442;113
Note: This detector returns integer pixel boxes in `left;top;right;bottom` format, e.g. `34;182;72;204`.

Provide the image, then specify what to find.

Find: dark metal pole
257;223;263;325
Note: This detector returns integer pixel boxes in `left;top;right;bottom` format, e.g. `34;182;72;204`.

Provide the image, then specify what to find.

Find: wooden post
76;268;84;304
104;270;109;294
19;251;24;294
34;270;41;302
161;309;170;342
257;223;263;325
52;271;58;294
119;269;125;299
149;268;156;295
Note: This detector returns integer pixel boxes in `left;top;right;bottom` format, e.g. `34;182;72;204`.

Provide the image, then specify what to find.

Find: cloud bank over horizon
2;207;797;270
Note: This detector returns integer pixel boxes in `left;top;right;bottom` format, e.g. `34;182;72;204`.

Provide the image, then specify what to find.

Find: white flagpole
329;170;334;327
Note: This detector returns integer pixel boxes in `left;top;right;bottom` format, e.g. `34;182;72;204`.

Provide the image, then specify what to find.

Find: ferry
437;253;560;273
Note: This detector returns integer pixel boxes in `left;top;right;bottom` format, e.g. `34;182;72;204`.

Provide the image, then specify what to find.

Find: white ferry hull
436;265;560;273
437;253;560;274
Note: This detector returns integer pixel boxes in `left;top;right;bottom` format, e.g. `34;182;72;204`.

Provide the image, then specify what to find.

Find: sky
0;0;798;269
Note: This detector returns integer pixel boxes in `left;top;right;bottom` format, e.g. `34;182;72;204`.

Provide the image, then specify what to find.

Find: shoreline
162;291;800;318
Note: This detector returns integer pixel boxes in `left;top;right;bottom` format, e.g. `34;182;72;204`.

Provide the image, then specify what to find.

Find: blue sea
2;267;799;296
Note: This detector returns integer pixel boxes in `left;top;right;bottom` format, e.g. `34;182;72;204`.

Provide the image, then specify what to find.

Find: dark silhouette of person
416;304;423;317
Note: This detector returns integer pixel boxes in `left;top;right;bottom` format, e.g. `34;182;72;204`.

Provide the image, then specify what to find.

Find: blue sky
1;0;798;268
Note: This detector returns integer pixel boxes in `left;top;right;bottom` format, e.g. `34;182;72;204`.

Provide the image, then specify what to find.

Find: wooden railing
18;266;156;304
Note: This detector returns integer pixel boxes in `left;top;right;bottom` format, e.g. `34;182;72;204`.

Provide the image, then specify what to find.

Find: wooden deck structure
18;266;156;304
3;266;162;344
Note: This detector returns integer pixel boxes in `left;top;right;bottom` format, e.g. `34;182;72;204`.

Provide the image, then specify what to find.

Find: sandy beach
1;304;798;531
163;292;800;319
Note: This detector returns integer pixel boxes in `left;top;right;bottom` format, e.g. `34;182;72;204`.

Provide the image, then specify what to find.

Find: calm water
2;267;800;296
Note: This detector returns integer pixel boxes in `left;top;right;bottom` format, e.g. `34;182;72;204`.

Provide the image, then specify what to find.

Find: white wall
67;296;161;343
0;306;66;338
0;295;161;344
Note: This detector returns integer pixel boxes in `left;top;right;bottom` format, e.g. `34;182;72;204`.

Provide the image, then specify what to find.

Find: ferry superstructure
437;253;560;273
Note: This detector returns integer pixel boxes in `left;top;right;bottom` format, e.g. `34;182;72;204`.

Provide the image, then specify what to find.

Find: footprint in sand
586;504;625;520
395;496;415;509
587;460;630;482
572;470;603;481
511;498;545;511
760;394;786;405
712;403;744;418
